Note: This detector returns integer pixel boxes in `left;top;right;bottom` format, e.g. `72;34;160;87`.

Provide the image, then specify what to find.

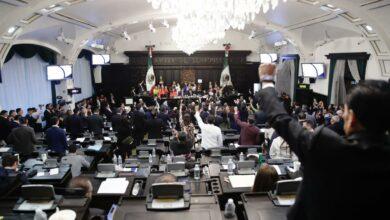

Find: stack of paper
0;147;10;153
88;144;102;151
49;168;59;175
228;175;255;188
76;137;86;142
97;178;129;194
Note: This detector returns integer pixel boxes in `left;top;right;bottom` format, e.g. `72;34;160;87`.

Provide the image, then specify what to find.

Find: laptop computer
96;164;117;179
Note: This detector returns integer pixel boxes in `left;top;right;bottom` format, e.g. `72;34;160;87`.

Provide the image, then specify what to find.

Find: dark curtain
357;59;367;80
5;44;56;65
280;54;300;102
326;53;370;105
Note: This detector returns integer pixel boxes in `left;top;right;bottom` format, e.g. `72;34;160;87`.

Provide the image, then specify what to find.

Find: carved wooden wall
100;50;259;97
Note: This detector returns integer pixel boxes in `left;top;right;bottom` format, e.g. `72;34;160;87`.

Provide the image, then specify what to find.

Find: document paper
228;175;256;188
97;178;129;194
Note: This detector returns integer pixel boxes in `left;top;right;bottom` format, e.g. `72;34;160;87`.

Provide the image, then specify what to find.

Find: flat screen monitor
92;54;110;65
260;53;278;64
253;83;261;93
125;98;133;105
301;63;325;78
47;65;72;81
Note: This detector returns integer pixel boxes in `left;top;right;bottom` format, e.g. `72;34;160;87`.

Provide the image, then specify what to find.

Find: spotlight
162;19;169;28
122;31;131;40
249;30;256;39
149;23;156;33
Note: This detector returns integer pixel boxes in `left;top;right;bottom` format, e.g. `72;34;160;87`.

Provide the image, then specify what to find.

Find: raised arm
256;64;315;162
194;105;205;130
233;107;246;128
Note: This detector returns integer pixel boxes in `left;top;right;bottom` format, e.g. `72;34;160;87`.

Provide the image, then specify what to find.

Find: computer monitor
260;53;278;64
47;65;72;81
92;54;110;65
253;83;261;93
301;63;325;78
125;98;133;105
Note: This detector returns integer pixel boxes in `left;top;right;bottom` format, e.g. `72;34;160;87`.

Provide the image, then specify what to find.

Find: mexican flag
220;44;233;87
145;47;155;92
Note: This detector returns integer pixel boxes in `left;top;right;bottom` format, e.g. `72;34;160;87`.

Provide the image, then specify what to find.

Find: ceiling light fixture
146;0;287;54
365;25;373;32
162;19;170;28
122;31;131;40
7;26;17;34
249;30;256;39
149;23;156;33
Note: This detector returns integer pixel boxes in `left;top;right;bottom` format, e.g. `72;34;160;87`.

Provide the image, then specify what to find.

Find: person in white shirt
61;145;90;177
195;105;223;149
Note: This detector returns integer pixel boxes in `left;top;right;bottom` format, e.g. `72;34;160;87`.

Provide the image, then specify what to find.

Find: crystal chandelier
146;0;286;54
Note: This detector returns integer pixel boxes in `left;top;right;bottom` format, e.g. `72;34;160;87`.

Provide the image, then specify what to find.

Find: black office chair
54;187;86;197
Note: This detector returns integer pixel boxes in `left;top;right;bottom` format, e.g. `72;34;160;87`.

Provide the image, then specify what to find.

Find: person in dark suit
256;63;390;220
133;103;146;146
170;131;192;156
111;108;124;132
6;117;37;157
66;109;84;138
44;104;55;129
87;108;104;137
25;108;37;130
0;155;29;195
157;106;171;129
116;117;132;160
145;109;164;139
8;115;21;130
45;117;68;155
0;110;11;143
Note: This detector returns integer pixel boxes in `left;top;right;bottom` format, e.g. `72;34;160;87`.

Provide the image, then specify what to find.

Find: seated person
68;176;105;218
252;164;278;192
61;145;90;177
170;131;192;157
45;116;68;155
269;134;298;161
68;176;93;198
155;173;177;184
0;155;29;196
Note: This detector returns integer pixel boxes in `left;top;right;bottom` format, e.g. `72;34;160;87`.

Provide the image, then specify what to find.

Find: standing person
0;110;11;143
7;117;37;158
68;109;84;138
256;63;390;220
116;117;133;160
45;117;68;155
145;109;164;139
194;105;223;149
87;108;104;137
233;107;260;145
133;103;146;146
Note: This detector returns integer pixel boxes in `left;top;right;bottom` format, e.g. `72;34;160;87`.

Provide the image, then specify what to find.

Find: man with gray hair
327;115;344;136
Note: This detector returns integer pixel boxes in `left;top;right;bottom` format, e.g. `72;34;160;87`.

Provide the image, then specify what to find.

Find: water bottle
34;208;47;220
227;158;234;175
148;154;153;164
194;164;200;180
166;154;172;164
152;148;156;157
113;154;118;165
239;152;245;161
118;155;122;167
224;198;236;218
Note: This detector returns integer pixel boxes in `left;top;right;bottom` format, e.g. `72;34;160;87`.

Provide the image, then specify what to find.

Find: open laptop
96;164;117;179
167;163;187;177
237;161;256;175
